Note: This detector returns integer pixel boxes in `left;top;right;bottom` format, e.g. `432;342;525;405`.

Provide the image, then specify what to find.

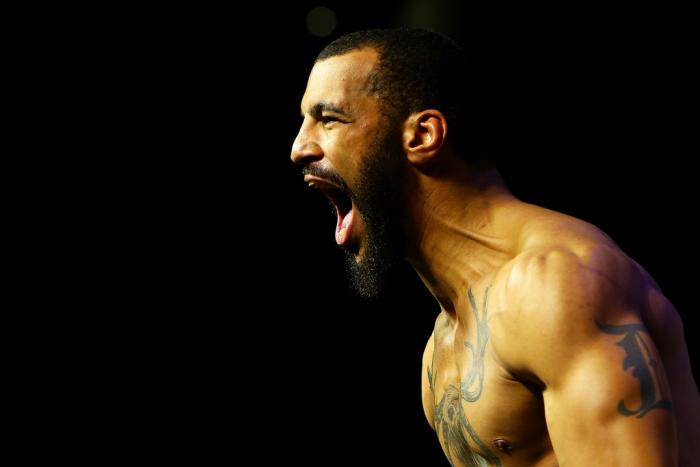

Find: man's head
315;27;483;159
291;28;480;298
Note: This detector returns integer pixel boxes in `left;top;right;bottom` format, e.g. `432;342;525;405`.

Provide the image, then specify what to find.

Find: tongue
335;208;354;245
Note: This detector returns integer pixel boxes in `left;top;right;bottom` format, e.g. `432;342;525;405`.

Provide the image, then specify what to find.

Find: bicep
543;322;676;466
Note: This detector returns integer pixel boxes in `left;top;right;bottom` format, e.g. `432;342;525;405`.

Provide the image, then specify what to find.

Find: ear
402;109;448;167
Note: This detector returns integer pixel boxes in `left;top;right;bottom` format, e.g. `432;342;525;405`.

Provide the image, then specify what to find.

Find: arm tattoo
427;288;501;467
596;320;673;418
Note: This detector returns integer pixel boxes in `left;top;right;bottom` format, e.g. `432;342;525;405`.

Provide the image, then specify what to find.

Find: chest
422;295;551;466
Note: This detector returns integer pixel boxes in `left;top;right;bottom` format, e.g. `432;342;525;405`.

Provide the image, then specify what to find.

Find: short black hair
317;27;486;162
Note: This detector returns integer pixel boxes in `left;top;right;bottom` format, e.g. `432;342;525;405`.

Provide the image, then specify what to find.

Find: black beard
343;129;405;299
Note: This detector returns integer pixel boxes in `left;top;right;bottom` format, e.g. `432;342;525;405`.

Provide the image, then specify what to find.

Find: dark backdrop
104;3;696;464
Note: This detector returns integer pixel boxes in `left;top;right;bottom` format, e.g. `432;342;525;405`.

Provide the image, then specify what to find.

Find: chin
349;242;365;261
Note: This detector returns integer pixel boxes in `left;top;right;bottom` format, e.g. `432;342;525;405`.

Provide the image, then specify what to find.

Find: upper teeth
308;182;316;187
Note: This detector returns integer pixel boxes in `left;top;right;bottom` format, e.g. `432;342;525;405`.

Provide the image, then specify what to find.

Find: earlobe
402;110;447;168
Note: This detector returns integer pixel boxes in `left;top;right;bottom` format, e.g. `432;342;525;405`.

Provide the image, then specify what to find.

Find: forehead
301;48;379;113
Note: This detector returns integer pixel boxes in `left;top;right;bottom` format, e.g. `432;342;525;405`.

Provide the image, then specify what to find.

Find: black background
94;2;697;464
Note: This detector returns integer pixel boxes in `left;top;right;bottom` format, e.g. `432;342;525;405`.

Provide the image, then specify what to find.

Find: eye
321;115;341;127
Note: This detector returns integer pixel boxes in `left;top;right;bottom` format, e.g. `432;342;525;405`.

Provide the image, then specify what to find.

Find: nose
290;122;323;165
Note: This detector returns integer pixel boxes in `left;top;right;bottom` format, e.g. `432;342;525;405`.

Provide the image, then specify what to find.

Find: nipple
492;438;513;454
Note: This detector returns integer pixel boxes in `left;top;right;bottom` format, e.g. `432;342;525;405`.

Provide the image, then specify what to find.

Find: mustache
302;164;351;193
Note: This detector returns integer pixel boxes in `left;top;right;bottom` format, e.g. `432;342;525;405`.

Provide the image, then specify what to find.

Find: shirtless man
290;27;699;466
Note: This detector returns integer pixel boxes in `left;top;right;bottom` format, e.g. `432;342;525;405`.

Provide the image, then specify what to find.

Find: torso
420;208;698;467
423;280;558;467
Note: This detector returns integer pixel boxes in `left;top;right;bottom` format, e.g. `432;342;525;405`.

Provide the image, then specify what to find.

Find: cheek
327;133;370;185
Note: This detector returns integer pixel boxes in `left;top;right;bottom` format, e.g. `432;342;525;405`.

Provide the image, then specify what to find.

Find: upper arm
495;247;677;466
543;319;676;466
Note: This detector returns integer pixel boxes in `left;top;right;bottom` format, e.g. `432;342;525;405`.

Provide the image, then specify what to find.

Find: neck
403;157;521;314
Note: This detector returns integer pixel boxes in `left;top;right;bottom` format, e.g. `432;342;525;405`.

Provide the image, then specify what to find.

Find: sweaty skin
420;210;698;466
292;48;700;467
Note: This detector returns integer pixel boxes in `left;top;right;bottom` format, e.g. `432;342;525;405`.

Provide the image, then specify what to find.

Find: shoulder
489;240;645;383
507;241;635;310
500;208;647;315
502;231;639;310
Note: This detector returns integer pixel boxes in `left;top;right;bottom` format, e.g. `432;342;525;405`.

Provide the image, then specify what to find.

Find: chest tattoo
427;287;501;467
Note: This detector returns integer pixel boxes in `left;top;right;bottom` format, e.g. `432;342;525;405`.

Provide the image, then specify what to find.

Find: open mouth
305;175;355;246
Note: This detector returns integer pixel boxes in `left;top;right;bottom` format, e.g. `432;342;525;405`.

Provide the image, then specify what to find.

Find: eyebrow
301;102;350;118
